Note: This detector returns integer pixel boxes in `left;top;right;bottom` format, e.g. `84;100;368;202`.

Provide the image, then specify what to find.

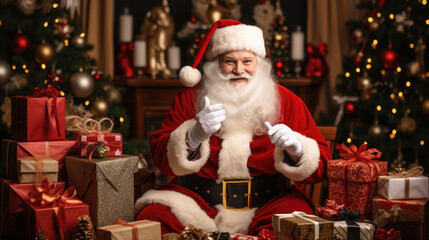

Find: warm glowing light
119;117;125;123
392;129;397;135
390;93;395;99
368;17;374;23
44;80;48;84
377;105;382;111
55;18;59;23
410;43;415;48
363;141;368;145
392;108;397;114
22;65;26;69
406;81;411;87
60;91;65;96
347;138;352;143
44;22;48;27
64;40;69;46
41;64;46;69
53;3;59;8
345;72;350;77
421;140;425;146
367;58;372;63
423;0;428;5
377;12;382;18
426;19;429;25
25;69;29;74
426;72;429;77
398;92;403;97
80;33;85;37
397;67;401;72
356;68;361;73
366;64;371;69
85;100;90;106
390;134;396;139
381;69;386;75
389;14;394;19
0;20;2;26
12;65;16;70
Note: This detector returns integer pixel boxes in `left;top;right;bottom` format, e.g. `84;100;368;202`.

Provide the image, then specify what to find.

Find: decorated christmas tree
335;0;428;169
0;0;147;154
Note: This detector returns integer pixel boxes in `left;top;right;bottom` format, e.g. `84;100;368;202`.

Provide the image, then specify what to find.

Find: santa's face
217;50;258;89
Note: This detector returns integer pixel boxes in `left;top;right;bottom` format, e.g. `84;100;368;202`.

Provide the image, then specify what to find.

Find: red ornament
12;34;31;54
353;55;362;67
381;44;399;69
195;37;200;43
275;61;283;69
344;102;356;116
305;43;329;77
275;70;282;77
191;17;197;23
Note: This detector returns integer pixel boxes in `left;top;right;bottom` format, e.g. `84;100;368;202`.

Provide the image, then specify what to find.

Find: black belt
177;174;290;210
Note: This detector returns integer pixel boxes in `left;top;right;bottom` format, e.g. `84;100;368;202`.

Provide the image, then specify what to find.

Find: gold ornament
103;85;122;103
0;59;12;84
409;60;421;76
162;233;180;240
397;112;416;134
179;225;209;240
368;120;383;136
421;98;429;115
70;71;95;98
35;42;55;63
139;0;174;79
91;98;109;117
92;144;109;159
207;0;240;23
357;72;372;91
71;34;86;48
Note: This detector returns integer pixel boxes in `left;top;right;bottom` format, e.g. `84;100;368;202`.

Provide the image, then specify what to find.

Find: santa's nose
233;62;244;75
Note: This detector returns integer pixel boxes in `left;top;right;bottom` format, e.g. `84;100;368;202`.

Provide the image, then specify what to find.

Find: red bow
32;86;60;98
257;228;275;240
305;42;329;77
307;43;327;57
31;86;62;138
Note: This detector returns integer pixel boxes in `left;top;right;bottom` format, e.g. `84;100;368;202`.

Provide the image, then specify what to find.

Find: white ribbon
276;211;320;240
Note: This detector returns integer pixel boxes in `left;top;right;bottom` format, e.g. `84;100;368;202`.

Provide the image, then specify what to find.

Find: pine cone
72;215;95;240
35;228;48;240
179;225;209;240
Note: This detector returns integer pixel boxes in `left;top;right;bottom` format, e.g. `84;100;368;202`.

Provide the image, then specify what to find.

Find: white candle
168;45;181;70
291;25;305;61
119;8;133;43
133;40;146;67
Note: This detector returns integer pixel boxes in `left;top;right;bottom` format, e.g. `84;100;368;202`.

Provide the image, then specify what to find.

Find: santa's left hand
264;122;303;161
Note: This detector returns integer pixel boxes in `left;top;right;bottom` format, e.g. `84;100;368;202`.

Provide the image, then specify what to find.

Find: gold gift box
272;213;334;240
18;159;58;183
65;155;138;228
97;220;161;240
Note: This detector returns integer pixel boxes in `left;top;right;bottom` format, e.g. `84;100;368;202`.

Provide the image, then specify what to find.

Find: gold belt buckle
222;179;251;211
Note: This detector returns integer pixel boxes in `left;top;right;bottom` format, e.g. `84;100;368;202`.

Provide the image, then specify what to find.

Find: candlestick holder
294;60;302;78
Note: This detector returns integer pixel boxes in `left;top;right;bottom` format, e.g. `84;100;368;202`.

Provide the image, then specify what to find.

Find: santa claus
134;19;330;235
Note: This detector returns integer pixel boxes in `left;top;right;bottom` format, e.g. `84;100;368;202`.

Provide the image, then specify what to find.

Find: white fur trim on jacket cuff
274;132;320;181
167;119;210;176
134;190;217;232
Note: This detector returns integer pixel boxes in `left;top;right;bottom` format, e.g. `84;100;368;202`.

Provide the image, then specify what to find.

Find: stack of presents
273;143;429;240
1;89;429;240
0;88;161;239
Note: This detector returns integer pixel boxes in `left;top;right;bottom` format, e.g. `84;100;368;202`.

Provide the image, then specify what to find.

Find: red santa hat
179;19;266;87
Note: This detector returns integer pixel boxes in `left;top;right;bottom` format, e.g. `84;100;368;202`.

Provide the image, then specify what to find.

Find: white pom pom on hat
179;19;266;87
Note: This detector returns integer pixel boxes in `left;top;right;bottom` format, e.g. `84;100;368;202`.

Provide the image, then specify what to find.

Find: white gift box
377;175;429;200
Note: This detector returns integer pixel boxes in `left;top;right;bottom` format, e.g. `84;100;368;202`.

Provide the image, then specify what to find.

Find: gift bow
373;205;402;229
378;166;424;199
317;199;345;219
307;43;328;56
28;179;81;240
32;86;62;138
276;211;320;240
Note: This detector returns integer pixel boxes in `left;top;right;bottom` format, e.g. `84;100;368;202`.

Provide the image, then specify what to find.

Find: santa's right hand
187;97;226;150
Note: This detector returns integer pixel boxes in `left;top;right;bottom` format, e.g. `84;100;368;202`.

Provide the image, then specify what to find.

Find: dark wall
114;0;306;73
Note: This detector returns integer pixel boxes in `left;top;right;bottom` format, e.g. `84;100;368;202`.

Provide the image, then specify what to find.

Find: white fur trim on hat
179;66;202;87
167;119;210;175
206;24;266;60
274;132;320;181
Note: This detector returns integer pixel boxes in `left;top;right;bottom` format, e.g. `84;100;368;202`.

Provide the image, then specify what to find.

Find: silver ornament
69;71;95;98
71;34;86;48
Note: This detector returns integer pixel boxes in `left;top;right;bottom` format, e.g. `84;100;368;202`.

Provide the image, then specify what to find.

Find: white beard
197;56;280;138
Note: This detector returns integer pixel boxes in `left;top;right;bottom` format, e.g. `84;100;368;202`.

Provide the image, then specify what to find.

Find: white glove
187;96;226;150
265;122;303;161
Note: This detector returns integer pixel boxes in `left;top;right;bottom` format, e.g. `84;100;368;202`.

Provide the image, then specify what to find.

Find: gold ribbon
18;142;52;184
373;205;402;229
379;166;424;199
65;115;114;133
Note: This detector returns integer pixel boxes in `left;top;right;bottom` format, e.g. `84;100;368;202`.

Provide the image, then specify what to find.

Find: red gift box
1;139;77;182
372;197;428;240
328;144;387;216
75;132;122;158
11;95;65;141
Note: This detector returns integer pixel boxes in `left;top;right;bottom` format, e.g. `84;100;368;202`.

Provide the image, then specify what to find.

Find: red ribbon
257;229;275;240
339;143;382;214
32;86;62;138
316;199;345;219
27;179;81;240
115;219;139;240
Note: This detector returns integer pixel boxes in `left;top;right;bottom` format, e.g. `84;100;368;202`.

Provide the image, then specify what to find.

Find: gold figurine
139;0;175;79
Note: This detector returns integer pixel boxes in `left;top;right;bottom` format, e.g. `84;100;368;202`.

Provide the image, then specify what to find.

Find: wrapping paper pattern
11;96;66;141
65;155;138;227
18;159;58;183
272;213;334;240
377;176;429;200
75;132;123;157
328;159;387;215
333;220;376;240
96;220;161;240
1;139;77;182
